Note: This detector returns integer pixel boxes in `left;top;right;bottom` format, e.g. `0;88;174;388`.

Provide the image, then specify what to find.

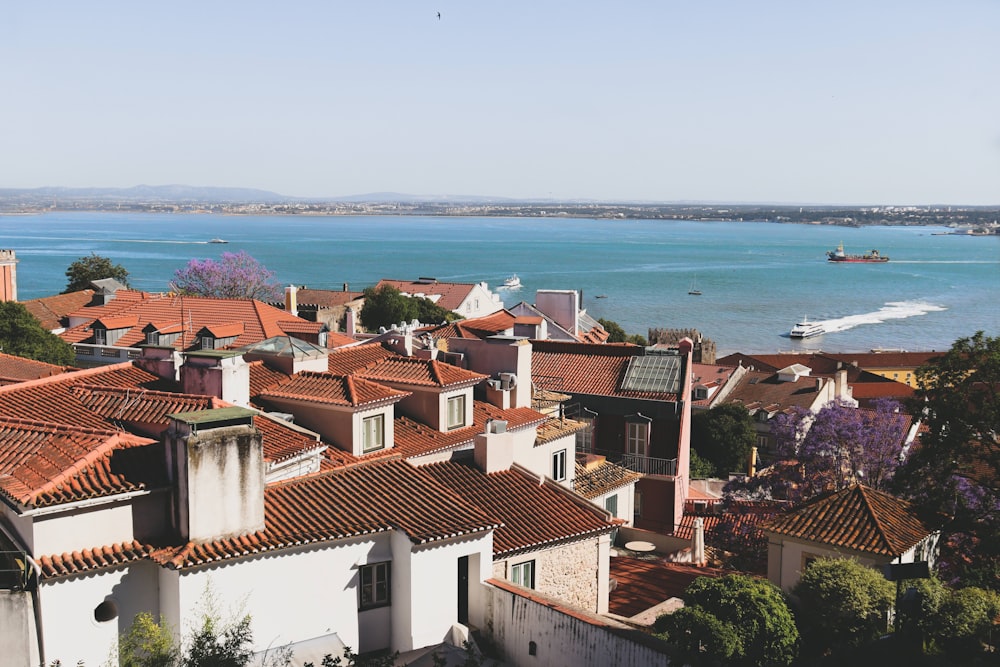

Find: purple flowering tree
727;399;907;504
170;251;282;302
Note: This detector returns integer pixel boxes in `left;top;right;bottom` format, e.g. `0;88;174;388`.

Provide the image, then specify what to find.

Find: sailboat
688;277;702;296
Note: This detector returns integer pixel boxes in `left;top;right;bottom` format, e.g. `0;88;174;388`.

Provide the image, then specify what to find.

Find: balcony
581;445;677;477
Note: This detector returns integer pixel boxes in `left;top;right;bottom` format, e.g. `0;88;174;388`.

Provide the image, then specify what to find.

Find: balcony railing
581;446;678;477
73;343;143;364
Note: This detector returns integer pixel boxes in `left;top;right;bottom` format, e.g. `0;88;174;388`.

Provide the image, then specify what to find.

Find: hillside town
0;249;996;667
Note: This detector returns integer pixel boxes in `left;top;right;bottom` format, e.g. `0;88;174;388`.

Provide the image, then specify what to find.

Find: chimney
474;420;514;473
285;284;298;316
136;346;185;382
164;407;264;543
181;350;251;408
0;249;17;302
835;369;848;399
748;446;758;477
692;517;706;566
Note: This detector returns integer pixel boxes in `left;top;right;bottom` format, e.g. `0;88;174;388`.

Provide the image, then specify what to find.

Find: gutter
18;489;154;518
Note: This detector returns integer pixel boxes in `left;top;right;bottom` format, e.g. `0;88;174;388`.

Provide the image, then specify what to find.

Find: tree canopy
0;301;75;366
792;557;894;659
597;318;647;346
63;253;130;293
170;251;282;301
895;331;1000;589
692;403;757;477
656;574;798;667
359;284;458;332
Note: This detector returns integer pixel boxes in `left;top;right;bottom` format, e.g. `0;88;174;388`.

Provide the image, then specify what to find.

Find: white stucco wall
32;500;137;558
40;561;159;667
591;483;636;526
514;433;576;489
766;535;917;592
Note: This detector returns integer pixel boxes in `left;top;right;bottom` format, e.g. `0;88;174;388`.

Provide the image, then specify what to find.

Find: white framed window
447;395;466;429
145;331;158;345
627;421;648;457
93;329;107;346
511;560;535;589
552;449;567;482
359;562;390;610
605;494;618;517
362;414;385;453
201;336;215;350
576;416;594;451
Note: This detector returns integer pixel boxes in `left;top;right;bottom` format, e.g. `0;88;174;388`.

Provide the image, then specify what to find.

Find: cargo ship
826;243;888;263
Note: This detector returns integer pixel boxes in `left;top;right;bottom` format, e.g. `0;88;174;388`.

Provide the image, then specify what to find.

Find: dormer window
93;328;107;346
146;331;159;345
201;336;215;350
447;395;466;429
362;414;385;453
693;387;709;400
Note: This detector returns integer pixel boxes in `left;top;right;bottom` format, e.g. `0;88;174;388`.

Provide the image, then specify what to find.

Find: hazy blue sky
2;1;997;204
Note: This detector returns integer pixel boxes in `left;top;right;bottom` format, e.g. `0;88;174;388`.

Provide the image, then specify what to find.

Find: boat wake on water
815;301;948;334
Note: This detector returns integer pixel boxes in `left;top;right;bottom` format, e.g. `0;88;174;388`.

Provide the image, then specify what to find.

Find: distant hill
0;184;293;203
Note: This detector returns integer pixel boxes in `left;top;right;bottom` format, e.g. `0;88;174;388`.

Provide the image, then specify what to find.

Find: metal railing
580;446;678;477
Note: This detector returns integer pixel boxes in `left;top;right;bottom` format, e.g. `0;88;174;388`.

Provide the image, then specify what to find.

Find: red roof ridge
0;361;138;395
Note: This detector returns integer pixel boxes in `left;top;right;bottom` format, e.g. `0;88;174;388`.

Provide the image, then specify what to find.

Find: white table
624;540;656;554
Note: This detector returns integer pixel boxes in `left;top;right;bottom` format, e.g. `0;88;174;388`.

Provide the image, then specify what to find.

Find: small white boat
790;317;825;339
209;238;228;244
500;274;521;289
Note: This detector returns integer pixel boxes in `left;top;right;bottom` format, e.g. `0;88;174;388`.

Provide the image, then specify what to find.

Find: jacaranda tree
170;251;282;301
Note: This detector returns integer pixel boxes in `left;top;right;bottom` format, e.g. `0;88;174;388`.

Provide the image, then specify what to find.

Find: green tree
902;577;1000;660
689;448;716;478
118;612;179;667
792;557;894;659
64;253;130;293
183;611;253;667
0;301;75;365
657;574;798;667
692;404;757;477
597;318;646;345
895;332;1000;589
359;285;460;332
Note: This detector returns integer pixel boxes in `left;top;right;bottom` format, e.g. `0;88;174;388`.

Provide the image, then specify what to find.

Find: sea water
2;212;997;356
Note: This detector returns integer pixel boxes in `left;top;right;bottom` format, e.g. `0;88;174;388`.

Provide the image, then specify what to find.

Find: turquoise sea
1;212;997;356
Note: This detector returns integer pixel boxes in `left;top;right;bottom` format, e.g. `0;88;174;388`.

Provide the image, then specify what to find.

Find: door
457;555;469;624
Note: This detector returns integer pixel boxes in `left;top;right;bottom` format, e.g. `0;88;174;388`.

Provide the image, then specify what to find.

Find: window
359;562;390;609
576;416;594;451
362;414;385;453
146;331;158;345
511;560;535;589
93;328;107;346
626;421;648;457
447;395;466;429
605;494;618;517
552;449;567;482
756;435;769;449
201;336;215;350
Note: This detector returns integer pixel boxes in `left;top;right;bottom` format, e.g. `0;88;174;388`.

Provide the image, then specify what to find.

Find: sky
1;1;998;205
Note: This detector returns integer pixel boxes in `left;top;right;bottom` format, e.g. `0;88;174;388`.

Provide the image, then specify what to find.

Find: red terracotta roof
70;385;212;429
425;311;517;340
60;292;315;351
723;369;827;414
290;289;364;308
248;360;291;398
22;289;96;331
531;341;680;400
359;356;486;388
392;402;547;459
573;458;642;500
94;315;140;330
0;351;69;385
609;557;728;617
422;461;615;557
37;540;154;579
201;322;244;338
763;484;934;557
376;279;477;312
259;371;410;408
325;331;359;348
0;417;154;507
253;413;326;464
326;343;397;375
151;458;501;569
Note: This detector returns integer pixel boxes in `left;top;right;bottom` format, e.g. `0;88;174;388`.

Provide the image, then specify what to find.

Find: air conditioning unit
499;372;518;391
486;379;502;391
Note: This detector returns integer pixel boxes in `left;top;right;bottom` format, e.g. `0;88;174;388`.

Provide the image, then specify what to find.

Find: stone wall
494;536;602;612
647;328;716;364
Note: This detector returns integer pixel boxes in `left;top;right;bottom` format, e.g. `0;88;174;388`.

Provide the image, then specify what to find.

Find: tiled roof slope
0;363;167;430
531;341;680;400
359;356;486;388
21;289;96;330
573;458;642;500
326;343;398;375
724;369;826;413
259;372;410;408
423;461;614;557
37;540;154;579
763;485;934;557
0;417;154;507
376;279;476;312
423;310;517;340
392;402;547;459
325;331;359;348
151;458;501;569
59;292;317;350
0;351;70;385
70;385;212;428
717;351;943;377
288;289;364;308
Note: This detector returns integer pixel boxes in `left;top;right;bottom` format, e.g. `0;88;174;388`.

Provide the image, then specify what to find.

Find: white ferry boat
500;274;521;289
790;318;825;339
